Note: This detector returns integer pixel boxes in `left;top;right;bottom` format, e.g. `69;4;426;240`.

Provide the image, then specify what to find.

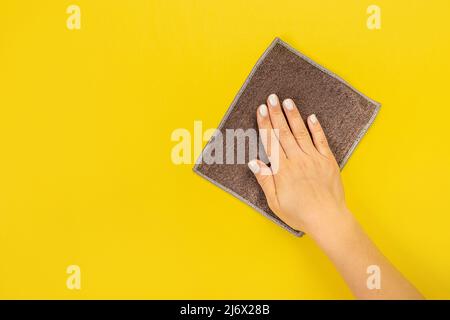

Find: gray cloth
194;38;381;236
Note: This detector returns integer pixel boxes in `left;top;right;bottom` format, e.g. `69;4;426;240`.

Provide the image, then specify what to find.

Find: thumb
248;159;279;213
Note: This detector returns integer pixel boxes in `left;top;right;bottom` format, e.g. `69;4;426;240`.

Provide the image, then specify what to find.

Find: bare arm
247;94;423;299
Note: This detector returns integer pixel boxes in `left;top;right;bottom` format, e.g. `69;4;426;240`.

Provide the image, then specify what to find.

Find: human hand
248;94;351;237
248;96;423;299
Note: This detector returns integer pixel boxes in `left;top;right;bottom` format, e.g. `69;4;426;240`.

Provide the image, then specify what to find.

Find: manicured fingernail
268;94;278;108
248;160;260;174
259;104;268;117
309;114;318;124
283;99;294;111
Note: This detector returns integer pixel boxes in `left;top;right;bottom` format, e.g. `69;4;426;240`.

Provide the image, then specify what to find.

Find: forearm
310;210;423;300
248;94;422;299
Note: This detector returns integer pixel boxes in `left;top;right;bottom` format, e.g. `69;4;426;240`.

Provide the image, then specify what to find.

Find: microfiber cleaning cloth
194;38;381;236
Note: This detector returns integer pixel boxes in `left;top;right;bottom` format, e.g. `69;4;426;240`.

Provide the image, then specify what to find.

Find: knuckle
279;126;291;137
318;137;328;146
294;129;310;140
320;153;338;167
313;126;325;135
258;175;272;188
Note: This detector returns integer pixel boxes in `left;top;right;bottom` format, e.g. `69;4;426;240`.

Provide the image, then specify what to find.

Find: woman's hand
248;93;350;236
248;94;423;299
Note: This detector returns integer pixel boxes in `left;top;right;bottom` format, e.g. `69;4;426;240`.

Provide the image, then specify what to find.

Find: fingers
257;94;333;160
307;114;333;157
248;159;279;212
281;98;316;154
266;94;300;158
257;103;286;162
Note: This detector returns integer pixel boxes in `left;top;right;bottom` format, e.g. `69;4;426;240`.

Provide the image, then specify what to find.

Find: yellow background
1;0;449;299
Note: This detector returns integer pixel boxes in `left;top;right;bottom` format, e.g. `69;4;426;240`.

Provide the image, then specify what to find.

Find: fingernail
283;99;294;111
248;160;260;174
309;114;318;124
259;104;268;117
268;94;278;108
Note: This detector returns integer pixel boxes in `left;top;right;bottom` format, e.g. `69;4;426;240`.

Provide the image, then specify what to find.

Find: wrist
307;207;359;248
